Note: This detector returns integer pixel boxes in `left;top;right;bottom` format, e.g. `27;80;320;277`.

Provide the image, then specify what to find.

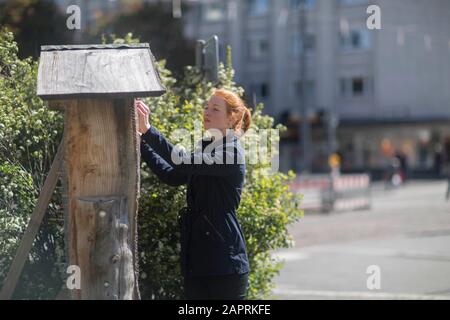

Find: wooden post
64;99;140;300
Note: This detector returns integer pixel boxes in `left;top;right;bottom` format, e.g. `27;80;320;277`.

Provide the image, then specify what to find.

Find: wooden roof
37;44;166;100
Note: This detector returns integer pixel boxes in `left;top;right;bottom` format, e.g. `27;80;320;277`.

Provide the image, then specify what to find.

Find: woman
136;89;252;300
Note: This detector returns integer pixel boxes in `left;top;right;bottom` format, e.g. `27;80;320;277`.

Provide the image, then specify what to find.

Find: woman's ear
227;116;233;129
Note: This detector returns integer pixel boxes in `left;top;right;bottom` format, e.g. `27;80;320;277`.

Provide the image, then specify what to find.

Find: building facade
183;0;450;177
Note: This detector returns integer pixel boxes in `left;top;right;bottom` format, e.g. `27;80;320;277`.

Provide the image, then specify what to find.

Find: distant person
446;176;450;201
433;144;443;176
395;150;408;182
384;155;402;189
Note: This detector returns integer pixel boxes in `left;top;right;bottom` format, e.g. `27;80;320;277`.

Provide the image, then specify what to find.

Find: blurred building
183;0;450;178
43;0;450;177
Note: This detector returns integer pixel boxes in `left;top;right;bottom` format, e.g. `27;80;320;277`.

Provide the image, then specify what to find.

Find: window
248;37;269;59
352;78;364;95
293;80;315;99
202;2;226;22
290;33;315;56
340;29;372;50
248;0;269;17
340;77;371;97
250;83;270;98
290;0;315;10
261;83;269;97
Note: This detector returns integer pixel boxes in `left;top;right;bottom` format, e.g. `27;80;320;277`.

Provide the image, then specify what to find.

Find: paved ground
271;180;450;299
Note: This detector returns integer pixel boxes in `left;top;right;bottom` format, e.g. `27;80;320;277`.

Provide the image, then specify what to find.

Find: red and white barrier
333;174;370;191
288;174;371;213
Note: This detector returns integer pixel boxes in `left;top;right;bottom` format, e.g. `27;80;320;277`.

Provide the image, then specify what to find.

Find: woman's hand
135;99;151;135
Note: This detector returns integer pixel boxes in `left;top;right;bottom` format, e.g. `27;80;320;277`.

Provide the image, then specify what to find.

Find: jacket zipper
203;215;226;243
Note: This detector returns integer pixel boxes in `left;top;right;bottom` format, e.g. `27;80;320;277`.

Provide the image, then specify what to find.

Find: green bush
0;27;66;299
0;29;303;299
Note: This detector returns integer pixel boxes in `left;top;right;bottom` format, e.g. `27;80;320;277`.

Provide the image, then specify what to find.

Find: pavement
271;180;450;300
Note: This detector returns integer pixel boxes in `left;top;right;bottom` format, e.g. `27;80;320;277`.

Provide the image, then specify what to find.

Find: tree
91;1;195;78
0;27;65;299
0;0;73;59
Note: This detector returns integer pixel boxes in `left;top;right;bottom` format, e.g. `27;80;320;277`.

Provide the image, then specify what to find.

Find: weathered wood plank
0;140;64;300
37;46;165;100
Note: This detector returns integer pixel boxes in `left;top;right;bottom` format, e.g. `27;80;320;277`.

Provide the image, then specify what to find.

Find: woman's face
203;95;232;135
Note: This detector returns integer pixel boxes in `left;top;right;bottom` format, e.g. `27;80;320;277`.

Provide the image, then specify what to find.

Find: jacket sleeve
140;138;189;187
140;126;243;177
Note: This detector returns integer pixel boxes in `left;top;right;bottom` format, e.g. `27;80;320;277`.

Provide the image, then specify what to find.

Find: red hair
212;89;252;135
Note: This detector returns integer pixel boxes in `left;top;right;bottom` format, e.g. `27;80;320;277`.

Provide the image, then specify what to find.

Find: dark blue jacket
140;125;250;277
